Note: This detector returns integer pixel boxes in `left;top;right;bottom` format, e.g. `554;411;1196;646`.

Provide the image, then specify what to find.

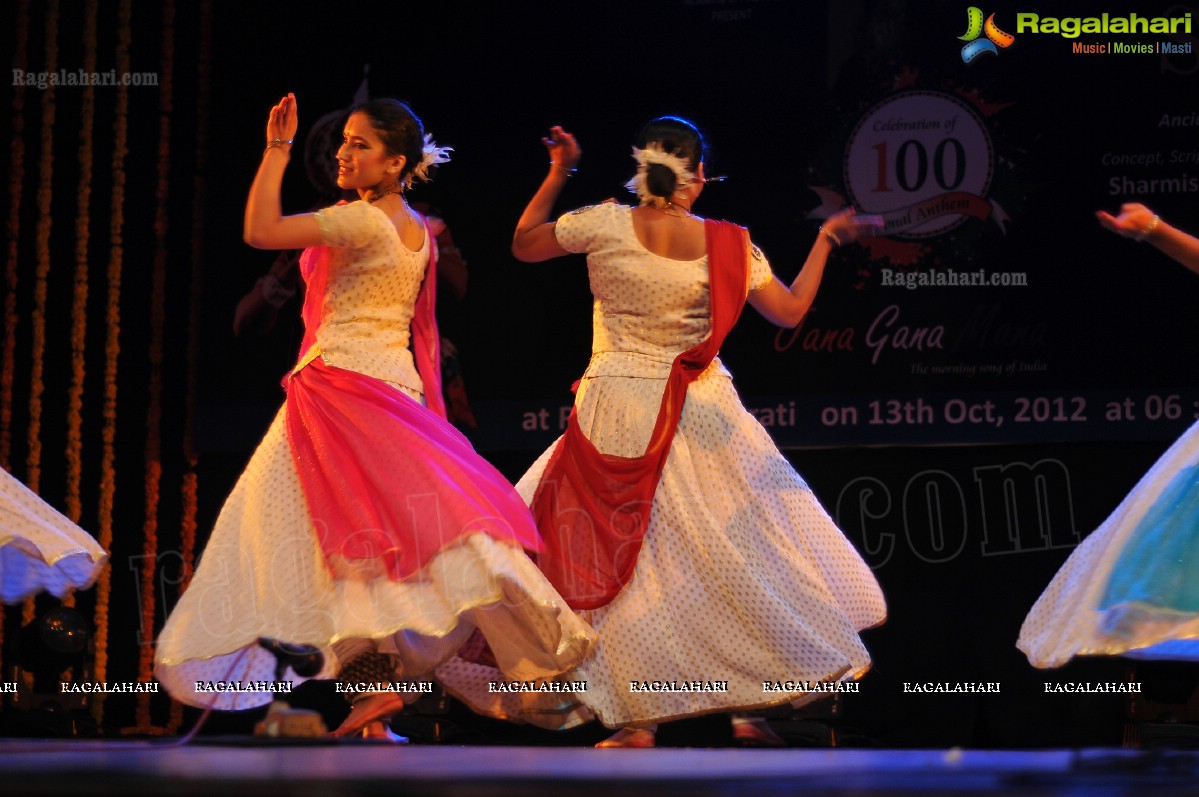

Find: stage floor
3;742;1199;796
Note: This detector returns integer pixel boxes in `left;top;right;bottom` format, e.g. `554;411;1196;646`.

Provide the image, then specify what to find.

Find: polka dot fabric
0;467;107;603
437;203;886;729
554;203;773;380
155;204;595;710
308;201;426;394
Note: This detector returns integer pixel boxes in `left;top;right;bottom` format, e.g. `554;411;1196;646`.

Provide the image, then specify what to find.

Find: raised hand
1096;202;1157;240
542;125;581;172
266;93;298;147
823;208;884;246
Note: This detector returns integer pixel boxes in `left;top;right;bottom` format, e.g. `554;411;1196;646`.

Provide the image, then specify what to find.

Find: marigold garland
168;0;212;734
22;0;60;629
178;0;212;596
0;0;33;678
181;0;213;597
66;0;98;542
131;0;175;733
180;0;213;597
27;0;59;499
92;0;132;727
1;0;31;472
60;0;99;615
134;458;162;731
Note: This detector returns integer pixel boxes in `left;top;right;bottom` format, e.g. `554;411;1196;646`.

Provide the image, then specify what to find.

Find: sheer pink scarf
284;218;538;580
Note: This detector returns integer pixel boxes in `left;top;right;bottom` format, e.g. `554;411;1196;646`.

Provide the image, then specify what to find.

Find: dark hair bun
645;163;678;198
635;116;706;172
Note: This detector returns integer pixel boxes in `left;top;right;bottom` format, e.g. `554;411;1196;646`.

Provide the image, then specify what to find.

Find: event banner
466;2;1199;451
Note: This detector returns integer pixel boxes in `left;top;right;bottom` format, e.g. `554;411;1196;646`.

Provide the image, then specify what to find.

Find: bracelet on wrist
1136;214;1160;241
551;162;576;177
819;225;841;248
265;138;293;155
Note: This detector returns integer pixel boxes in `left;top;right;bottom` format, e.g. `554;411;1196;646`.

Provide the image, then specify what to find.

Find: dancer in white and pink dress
154;95;594;738
1019;204;1199;667
438;117;886;747
0;468;106;603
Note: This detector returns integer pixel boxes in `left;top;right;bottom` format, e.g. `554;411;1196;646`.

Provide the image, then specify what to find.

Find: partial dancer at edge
0;469;107;603
439;117;886;747
155;95;594;738
1019;203;1199;666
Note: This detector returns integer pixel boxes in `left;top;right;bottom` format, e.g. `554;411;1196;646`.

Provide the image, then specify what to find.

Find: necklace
655;201;692;218
367;187;402;204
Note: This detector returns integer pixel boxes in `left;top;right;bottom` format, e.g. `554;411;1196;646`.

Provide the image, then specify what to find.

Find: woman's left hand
542;125;581;171
1096;203;1157;240
266;93;298;147
823;208;883;246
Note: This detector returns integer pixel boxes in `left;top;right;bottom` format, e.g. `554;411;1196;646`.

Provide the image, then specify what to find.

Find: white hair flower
408;133;453;187
624;143;696;207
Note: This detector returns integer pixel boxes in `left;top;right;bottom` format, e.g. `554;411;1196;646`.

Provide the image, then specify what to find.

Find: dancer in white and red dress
438;117;886;747
154;95;594;738
1019;204;1199;666
0;468;106;603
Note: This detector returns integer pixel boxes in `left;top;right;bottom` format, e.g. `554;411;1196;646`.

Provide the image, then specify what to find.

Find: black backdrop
3;0;1198;745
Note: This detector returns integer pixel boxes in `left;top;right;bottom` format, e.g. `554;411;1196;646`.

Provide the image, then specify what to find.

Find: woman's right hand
512;126;578;261
245;91;323;250
542;125;581;172
1096;203;1157;240
266;93;298;148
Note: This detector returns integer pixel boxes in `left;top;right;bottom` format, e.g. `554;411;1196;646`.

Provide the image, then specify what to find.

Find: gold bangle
551;162;576;177
265;138;293;155
819;225;841;247
1137;214;1161;241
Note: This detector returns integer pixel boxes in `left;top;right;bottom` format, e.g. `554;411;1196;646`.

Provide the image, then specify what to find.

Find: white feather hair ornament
407;133;453;187
624;144;696;207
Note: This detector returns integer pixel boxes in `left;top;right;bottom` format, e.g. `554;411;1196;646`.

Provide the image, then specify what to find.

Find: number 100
871;139;966;193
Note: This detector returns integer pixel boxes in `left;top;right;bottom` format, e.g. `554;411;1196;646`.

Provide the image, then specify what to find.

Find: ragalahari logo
959;8;1015;62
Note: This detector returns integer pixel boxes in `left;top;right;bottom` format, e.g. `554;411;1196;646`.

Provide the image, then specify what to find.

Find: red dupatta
531;219;751;609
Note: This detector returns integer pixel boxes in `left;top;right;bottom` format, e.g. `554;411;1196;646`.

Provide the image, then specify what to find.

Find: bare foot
595;727;656;748
730;716;786;747
360;720;409;743
331;693;407;738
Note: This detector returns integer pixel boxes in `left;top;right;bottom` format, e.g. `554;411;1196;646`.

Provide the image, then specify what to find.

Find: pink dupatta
284;217;540;580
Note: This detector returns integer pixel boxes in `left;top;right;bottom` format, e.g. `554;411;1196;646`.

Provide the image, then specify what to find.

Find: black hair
635;116;706;199
351;98;425;185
